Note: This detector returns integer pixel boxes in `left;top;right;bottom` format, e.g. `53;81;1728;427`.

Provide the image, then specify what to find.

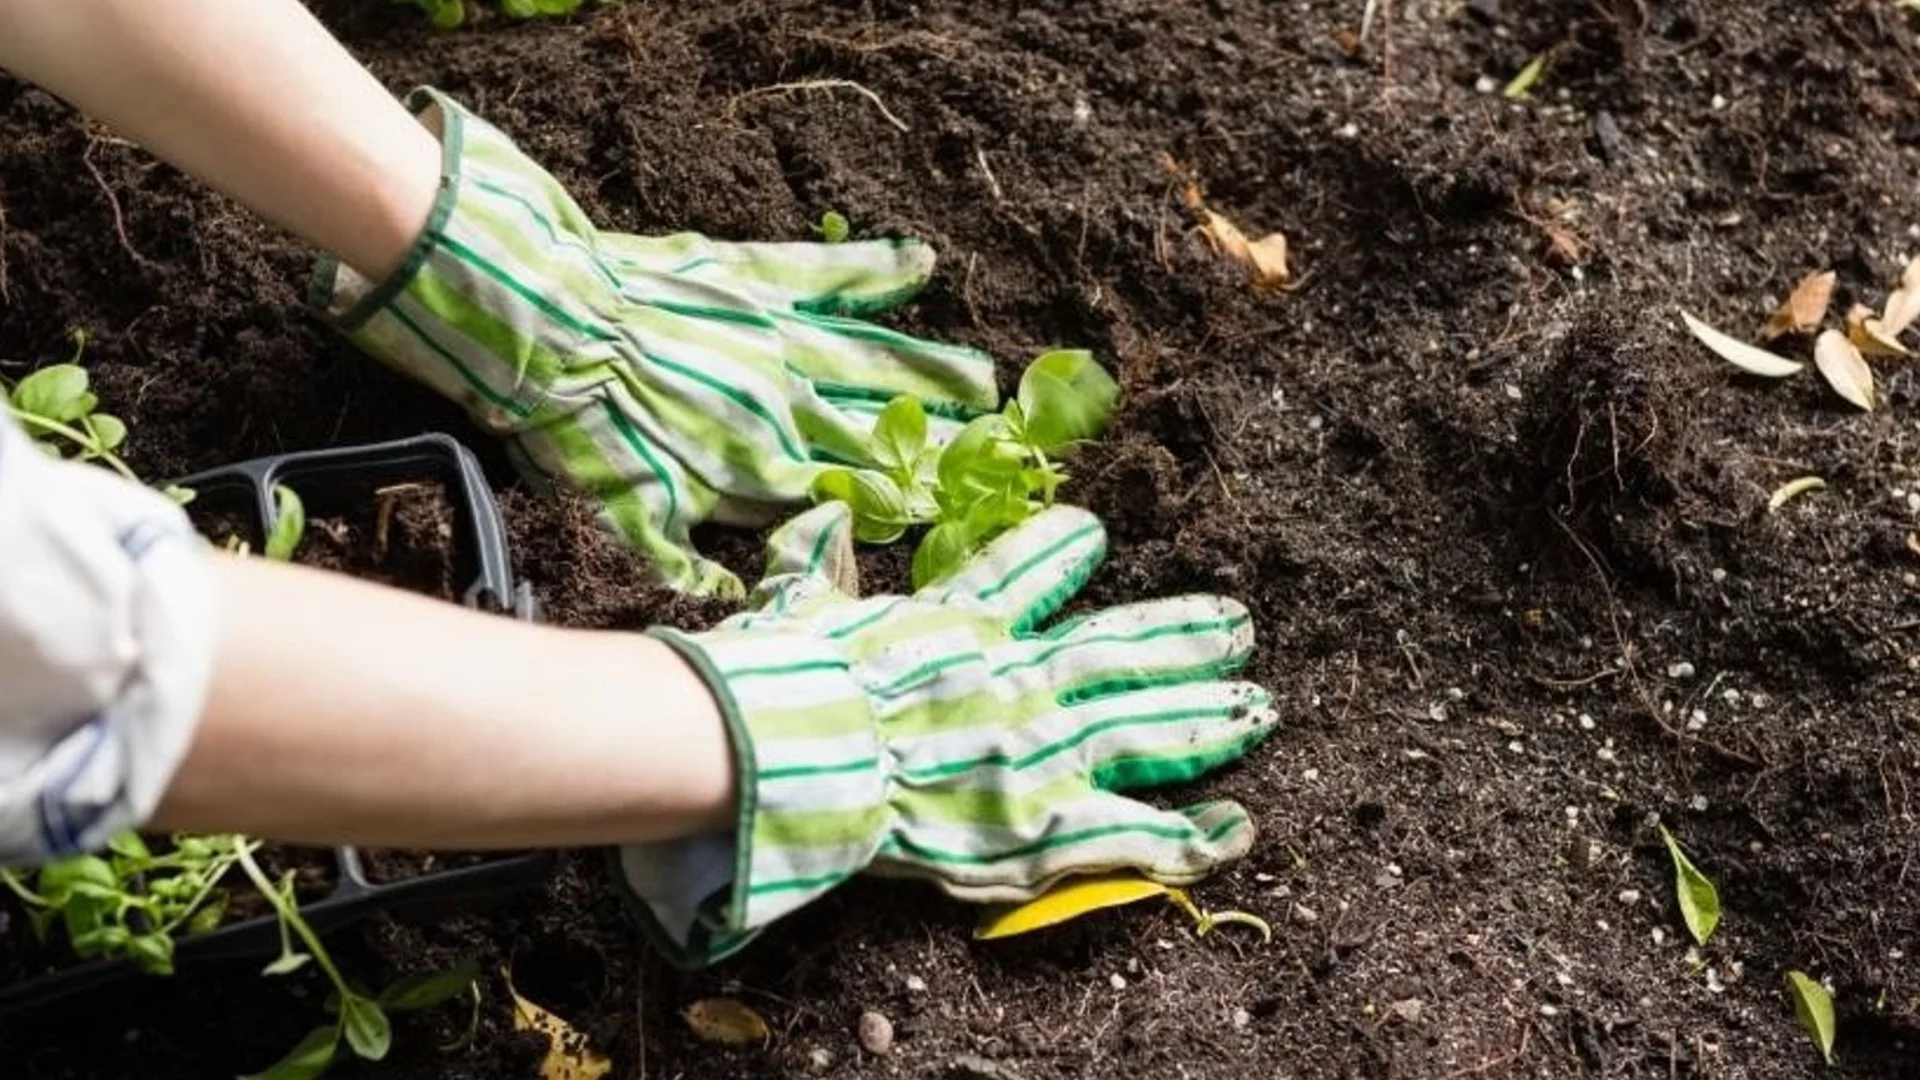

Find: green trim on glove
309;87;1000;597
621;503;1279;968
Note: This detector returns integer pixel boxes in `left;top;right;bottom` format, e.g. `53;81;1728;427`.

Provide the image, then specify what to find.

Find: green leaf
262;950;312;977
340;996;393;1061
85;413;127;453
265;485;306;562
1658;824;1721;946
816;211;851;244
126;932;175;975
378;957;480;1012
107;831;152;862
1785;971;1836;1065
938;415;1025;499
38;855;119;902
13;364;94;423
1503;53;1548;100
240;1024;341;1080
912;520;975;589
161;484;197;506
186;891;229;935
1015;349;1117;453
810;468;912;544
870;395;928;475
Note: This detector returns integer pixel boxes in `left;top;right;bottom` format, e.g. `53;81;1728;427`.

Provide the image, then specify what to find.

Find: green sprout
809;348;1118;587
814;210;851;244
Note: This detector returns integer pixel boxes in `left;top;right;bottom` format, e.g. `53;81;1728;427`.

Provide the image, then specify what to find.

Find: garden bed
1;0;1917;1077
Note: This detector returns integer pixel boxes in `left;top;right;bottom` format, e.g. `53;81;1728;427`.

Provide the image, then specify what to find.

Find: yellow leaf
681;998;771;1046
975;873;1177;939
1198;210;1293;291
502;965;611;1080
1813;329;1876;411
1766;476;1826;514
1680;310;1803;377
1759;270;1834;340
1845;303;1910;358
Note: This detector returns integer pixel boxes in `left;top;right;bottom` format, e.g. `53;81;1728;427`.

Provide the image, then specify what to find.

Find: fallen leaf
1784;972;1837;1066
1658;825;1721;947
1813;329;1876;411
1766;476;1826;514
1680;311;1804;377
1198;209;1292;290
681;998;771;1046
502;965;610;1080
1845;303;1911;358
1881;287;1920;338
1759;270;1835;340
1503;53;1548;100
976;873;1177;939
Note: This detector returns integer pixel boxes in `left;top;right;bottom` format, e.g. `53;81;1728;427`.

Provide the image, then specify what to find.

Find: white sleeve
0;410;219;864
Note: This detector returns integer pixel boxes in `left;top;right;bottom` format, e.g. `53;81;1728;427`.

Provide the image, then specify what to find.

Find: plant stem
4;407;139;481
234;842;354;995
0;867;48;907
154;850;243;937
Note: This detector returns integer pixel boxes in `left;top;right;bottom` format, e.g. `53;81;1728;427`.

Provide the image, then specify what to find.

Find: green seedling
399;0;605;28
1;351;195;504
809;348;1118;587
1658;824;1721;946
814;210;851;244
266;484;308;562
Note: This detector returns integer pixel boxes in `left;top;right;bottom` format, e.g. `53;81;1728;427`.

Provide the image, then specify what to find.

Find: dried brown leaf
1198;210;1292;290
1760;270;1835;341
504;966;611;1080
682;998;771;1046
1813;329;1876;411
1881;286;1920;338
1845;303;1910;358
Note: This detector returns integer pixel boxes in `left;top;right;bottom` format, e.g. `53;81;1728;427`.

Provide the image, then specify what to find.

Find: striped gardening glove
309;87;998;597
620;501;1280;968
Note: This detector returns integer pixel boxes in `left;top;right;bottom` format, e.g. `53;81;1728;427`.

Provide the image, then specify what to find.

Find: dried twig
726;79;910;133
976;147;1003;202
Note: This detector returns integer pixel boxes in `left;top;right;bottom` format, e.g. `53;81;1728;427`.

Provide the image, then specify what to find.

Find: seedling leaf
1760;270;1835;340
1766;476;1826;514
378;957;479;1012
912;519;975;589
1813;329;1876;411
811;468;912;544
504;964;611;1080
1785;971;1836;1065
340;996;392;1061
265;485;307;562
1503;53;1548;99
870;395;928;475
1681;311;1803;377
681;998;772;1045
815;210;851;244
13;364;94;423
239;1024;341;1080
976;873;1177;939
262;951;312;977
1658;824;1720;946
1016;349;1118;453
85;413;128;454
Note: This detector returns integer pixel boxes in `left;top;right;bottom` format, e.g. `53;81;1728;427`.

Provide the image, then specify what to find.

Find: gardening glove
617;501;1279;968
308;86;999;598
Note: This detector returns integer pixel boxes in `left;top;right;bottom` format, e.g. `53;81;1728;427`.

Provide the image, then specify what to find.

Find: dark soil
293;482;463;599
3;0;1919;1077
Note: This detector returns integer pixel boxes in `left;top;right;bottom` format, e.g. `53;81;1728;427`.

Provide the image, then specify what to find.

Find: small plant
809;348;1118;586
398;0;607;29
1;343;193;504
814;210;851;244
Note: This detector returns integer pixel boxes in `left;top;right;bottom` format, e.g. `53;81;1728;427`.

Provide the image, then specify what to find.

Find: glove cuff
618;625;887;968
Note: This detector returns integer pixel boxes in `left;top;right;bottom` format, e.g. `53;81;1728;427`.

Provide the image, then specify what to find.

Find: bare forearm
0;0;438;279
153;556;736;849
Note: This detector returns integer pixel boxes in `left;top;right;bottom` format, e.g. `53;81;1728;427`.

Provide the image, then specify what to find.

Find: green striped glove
309;87;998;597
623;502;1279;967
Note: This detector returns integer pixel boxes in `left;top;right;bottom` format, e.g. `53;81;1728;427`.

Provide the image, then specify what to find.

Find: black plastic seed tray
0;434;553;1019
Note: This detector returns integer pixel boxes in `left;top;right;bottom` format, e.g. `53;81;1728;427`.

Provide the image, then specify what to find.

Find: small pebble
1336;121;1360;138
1540;1004;1560;1017
1689;795;1710;812
905;975;928;993
1667;661;1695;680
1578;713;1595;730
1686;710;1708;732
1109;973;1128;991
858;1010;895;1056
810;1048;834;1072
1291;903;1319;925
1475;74;1500;94
1652;927;1667;946
1619;889;1641;905
1232;1008;1252;1030
1711;568;1727;584
1710;93;1728;110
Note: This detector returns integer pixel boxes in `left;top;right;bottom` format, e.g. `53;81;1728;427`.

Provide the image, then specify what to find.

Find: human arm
0;0;437;280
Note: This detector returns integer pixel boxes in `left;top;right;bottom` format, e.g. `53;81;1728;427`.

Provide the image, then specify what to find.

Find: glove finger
601;233;939;316
880;792;1256;899
508;424;744;598
739;503;859;617
775;310;1000;416
918;505;1106;632
888;681;1272;794
1002;595;1255;701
